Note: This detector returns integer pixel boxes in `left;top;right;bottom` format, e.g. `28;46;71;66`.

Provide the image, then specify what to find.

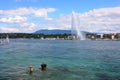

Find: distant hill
34;29;71;34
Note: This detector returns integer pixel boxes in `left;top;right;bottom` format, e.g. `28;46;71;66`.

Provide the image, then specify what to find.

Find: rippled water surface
0;39;120;80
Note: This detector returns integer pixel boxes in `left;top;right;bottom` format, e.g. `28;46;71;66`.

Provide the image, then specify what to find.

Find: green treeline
0;33;71;39
1;33;120;40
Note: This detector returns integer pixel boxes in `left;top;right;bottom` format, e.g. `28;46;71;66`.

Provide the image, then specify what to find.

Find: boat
0;35;9;45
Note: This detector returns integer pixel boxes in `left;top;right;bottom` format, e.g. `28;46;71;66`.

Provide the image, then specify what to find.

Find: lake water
0;39;120;80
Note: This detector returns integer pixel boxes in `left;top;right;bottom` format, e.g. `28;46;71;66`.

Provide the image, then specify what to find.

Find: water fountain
71;11;86;40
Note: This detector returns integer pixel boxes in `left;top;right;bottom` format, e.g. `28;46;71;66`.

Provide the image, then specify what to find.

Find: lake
0;39;120;80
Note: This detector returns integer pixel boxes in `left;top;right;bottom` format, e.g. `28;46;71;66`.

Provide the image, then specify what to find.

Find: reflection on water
0;39;120;80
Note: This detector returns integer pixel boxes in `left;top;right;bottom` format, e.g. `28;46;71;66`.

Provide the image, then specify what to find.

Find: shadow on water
0;66;97;80
95;72;120;80
0;40;120;80
0;65;120;80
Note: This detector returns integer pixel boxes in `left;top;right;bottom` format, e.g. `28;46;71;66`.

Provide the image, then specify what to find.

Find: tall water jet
71;11;86;40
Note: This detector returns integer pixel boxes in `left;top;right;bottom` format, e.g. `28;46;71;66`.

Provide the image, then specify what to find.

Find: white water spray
71;11;86;40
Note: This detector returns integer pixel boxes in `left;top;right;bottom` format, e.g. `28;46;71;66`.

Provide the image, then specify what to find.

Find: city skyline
0;0;120;33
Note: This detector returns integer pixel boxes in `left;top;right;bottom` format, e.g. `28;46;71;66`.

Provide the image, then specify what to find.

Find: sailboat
0;38;3;45
0;35;9;45
6;35;9;43
0;39;2;44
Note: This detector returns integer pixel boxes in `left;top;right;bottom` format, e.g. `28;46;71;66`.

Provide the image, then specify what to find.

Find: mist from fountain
71;11;86;40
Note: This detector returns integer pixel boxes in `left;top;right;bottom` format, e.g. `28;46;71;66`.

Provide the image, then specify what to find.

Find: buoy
41;64;47;71
29;66;33;75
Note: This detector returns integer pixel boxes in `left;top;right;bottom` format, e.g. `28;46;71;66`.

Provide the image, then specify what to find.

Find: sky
0;0;120;33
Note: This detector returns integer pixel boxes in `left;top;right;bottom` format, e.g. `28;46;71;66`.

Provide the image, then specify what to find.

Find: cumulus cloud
0;7;56;33
0;16;27;23
0;6;120;33
19;22;36;32
80;7;120;25
39;14;71;30
34;8;56;17
72;7;120;33
0;27;19;33
0;7;56;18
38;7;120;33
0;22;36;33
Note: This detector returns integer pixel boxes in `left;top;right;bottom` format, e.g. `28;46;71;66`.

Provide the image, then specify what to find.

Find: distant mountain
34;29;71;34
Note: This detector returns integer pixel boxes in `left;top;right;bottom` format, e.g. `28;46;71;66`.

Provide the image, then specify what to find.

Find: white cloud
0;7;56;19
0;27;19;33
44;17;53;20
0;22;36;33
38;7;120;33
80;7;120;25
0;6;120;33
0;16;27;23
39;14;71;30
78;7;120;33
0;7;56;33
34;8;56;18
19;22;36;32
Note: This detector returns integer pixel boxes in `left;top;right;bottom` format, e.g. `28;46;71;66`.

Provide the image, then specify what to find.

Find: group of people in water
29;64;47;75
